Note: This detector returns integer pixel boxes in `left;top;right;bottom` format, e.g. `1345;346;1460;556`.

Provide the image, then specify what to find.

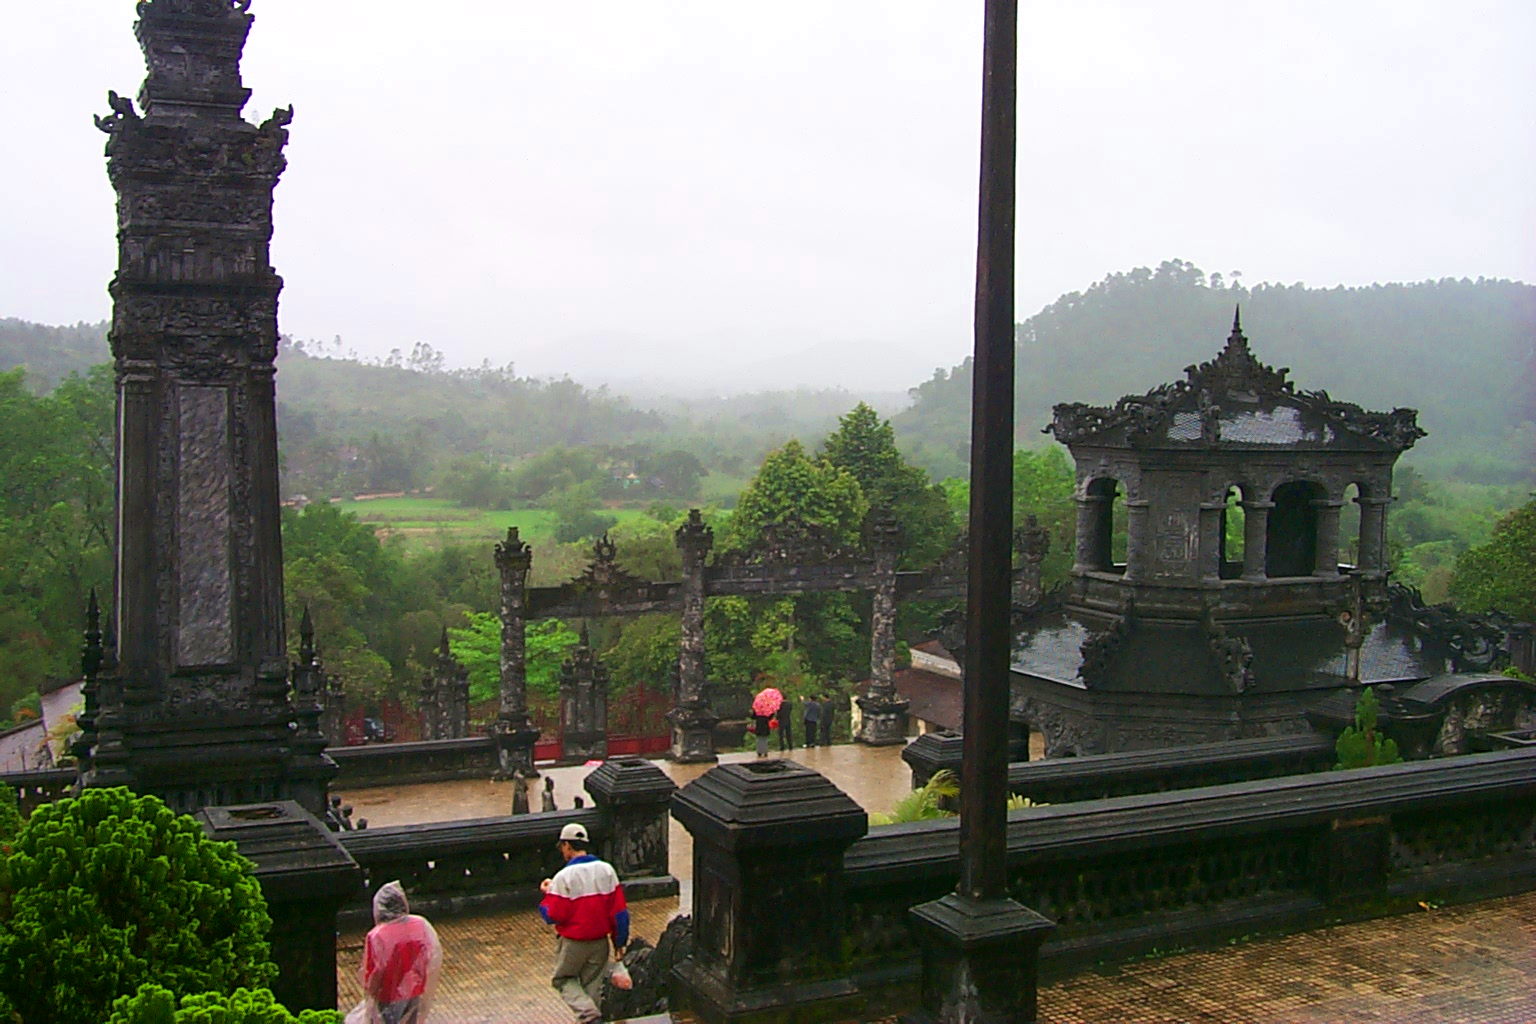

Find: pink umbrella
752;687;784;717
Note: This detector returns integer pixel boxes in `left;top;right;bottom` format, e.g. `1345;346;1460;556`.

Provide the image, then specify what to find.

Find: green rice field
329;496;652;553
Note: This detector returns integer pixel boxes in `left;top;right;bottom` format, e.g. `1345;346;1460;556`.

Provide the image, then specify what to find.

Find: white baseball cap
559;823;589;843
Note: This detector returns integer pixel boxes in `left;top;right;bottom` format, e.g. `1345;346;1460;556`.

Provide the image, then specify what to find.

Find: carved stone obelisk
83;0;332;816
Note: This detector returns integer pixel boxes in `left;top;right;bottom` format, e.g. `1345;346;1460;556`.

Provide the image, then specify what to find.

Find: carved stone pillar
1072;495;1110;573
493;528;540;778
1122;499;1151;581
559;627;608;763
1313;499;1345;577
1241;500;1274;582
417;672;440;742
81;0;331;816
1356;495;1391;576
1012;514;1050;609
671;761;868;1023
670;509;719;762
858;513;909;746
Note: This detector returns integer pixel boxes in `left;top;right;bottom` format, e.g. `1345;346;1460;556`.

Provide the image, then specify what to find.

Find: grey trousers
552;934;610;1022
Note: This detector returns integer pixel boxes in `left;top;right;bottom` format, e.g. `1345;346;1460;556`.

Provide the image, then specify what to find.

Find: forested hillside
896;261;1536;482
0;319;110;392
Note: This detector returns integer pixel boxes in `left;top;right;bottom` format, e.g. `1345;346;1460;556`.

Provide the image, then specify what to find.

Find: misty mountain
895;261;1536;483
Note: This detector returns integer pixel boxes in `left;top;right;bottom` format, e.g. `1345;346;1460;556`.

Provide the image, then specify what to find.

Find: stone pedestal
492;718;541;780
906;894;1054;1024
856;693;912;746
197;801;360;1014
586;756;679;898
668;699;720;764
902;729;965;789
671;760;868;1024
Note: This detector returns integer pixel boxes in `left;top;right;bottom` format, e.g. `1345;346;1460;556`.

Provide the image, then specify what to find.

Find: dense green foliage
0;787;23;845
0;788;276;1024
0;365;113;720
1449;499;1536;621
724;439;867;553
448;612;581;703
1335;687;1403;770
822;403;957;568
106;985;342;1024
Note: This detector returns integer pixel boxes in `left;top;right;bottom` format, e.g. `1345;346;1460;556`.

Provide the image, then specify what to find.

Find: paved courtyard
336;743;1536;1023
337;890;1536;1024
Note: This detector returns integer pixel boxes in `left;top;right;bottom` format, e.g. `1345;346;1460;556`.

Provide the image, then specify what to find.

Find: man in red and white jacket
539;822;629;1024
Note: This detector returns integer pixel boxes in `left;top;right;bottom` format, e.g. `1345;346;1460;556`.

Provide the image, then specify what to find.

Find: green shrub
105;984;342;1024
1335;686;1403;769
0;786;23;845
0;787;277;1024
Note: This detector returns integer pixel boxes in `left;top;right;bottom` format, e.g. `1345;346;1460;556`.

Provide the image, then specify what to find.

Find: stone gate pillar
82;0;331;816
493;527;540;777
858;512;909;745
560;627;608;763
670;510;719;762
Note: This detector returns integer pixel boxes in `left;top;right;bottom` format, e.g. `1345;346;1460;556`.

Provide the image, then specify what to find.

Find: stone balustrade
903;731;1335;802
658;747;1536;1023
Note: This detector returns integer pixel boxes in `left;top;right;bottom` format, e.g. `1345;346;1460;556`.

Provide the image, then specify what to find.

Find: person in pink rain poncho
355;880;443;1024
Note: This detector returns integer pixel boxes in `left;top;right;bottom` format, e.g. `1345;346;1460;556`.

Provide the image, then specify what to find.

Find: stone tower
82;0;331;815
1012;313;1439;755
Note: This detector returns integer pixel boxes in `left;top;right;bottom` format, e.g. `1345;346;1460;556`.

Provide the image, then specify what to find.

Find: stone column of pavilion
82;0;331;816
669;509;719;762
857;511;910;744
493;527;541;777
907;0;1054;1020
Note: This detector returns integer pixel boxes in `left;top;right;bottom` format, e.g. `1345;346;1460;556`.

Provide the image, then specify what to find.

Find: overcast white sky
2;2;1532;392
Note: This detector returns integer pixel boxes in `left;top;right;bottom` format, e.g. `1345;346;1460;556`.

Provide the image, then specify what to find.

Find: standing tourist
358;881;442;1024
820;692;835;747
802;694;821;748
753;711;773;758
539;823;630;1024
778;703;795;752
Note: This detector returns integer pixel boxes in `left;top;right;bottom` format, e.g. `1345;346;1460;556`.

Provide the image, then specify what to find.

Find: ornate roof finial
1228;304;1246;351
579;622;592;648
439;627;452;654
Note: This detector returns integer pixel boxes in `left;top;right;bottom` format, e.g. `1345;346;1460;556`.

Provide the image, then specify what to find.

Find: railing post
671;760;868;1023
585;756;679;900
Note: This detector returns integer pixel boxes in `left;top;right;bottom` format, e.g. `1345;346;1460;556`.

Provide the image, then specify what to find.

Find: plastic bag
768;717;779;730
344;1001;375;1024
610;961;633;991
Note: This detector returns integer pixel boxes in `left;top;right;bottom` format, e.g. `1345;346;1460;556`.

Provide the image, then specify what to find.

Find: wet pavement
335;741;1536;1023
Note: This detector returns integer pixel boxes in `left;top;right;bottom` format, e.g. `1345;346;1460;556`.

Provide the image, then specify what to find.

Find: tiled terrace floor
336;743;1536;1023
337;890;1536;1024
